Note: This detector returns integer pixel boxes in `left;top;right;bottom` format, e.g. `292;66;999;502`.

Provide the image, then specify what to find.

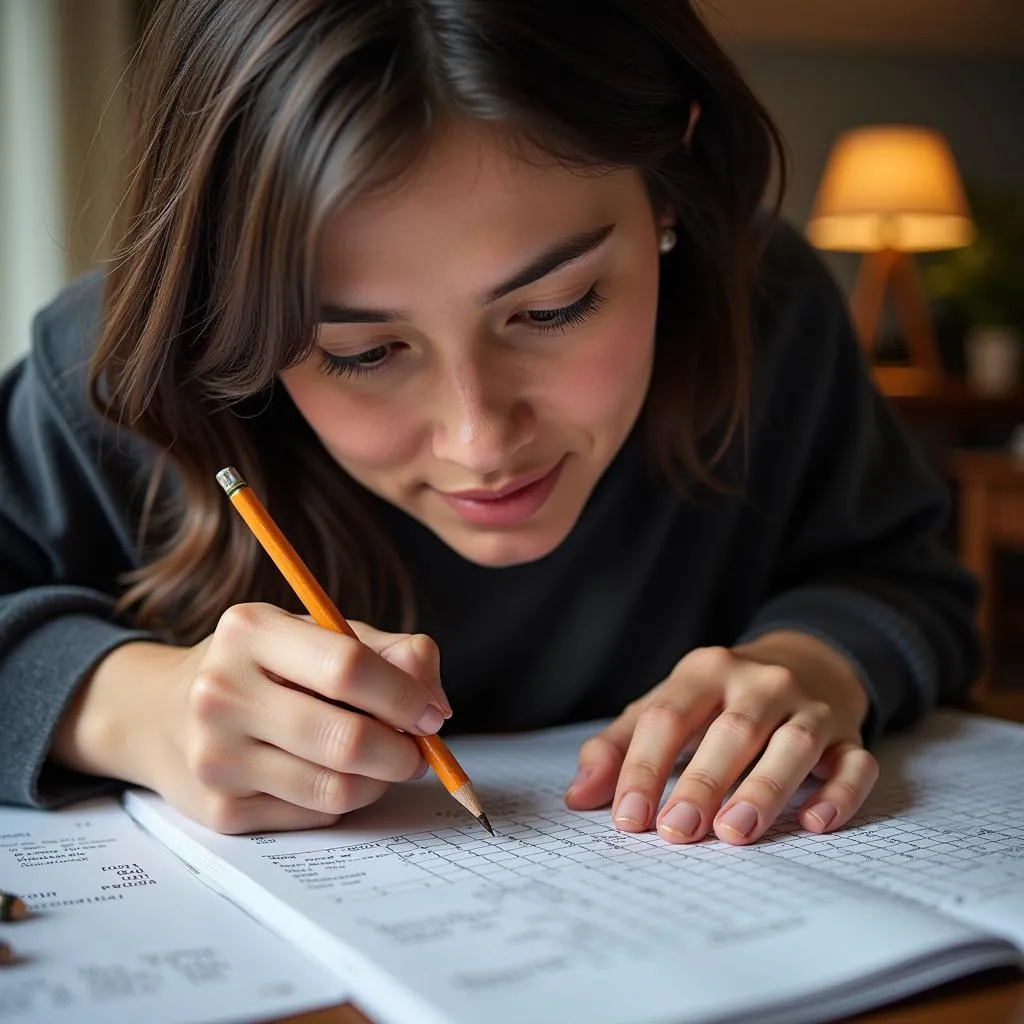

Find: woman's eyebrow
318;223;616;325
478;222;615;305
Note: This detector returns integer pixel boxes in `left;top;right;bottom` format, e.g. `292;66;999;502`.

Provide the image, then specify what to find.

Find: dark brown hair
93;0;784;643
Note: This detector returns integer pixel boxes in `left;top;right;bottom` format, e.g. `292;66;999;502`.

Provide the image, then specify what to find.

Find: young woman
0;0;979;848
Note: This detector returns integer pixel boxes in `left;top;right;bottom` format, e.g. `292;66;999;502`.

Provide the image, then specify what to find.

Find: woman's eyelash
317;286;606;379
526;286;605;333
318;344;391;379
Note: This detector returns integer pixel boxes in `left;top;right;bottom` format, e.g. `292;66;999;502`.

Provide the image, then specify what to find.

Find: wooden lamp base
851;248;945;397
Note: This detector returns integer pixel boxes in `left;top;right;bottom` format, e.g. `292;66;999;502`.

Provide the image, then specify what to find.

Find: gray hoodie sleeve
0;275;161;807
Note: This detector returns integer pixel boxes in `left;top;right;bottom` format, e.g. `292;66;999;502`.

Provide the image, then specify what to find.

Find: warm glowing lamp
807;125;974;393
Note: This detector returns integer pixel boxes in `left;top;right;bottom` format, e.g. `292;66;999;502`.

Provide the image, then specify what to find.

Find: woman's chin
433;520;574;569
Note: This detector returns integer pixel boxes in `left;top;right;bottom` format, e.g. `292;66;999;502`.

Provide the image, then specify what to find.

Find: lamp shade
807;125;974;253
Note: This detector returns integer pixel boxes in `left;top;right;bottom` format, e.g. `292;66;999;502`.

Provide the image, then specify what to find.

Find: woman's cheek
557;305;656;426
281;367;423;469
555;257;660;420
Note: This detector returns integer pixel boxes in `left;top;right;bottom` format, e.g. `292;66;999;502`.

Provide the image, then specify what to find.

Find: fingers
564;696;653;811
212;605;447;735
196;741;392;818
255;747;391;816
610;689;724;832
194;792;342;835
797;742;879;834
572;644;877;848
174;606;447;835
565;682;720;819
258;692;426;783
564;733;628;811
654;673;812;845
635;681;786;841
187;666;427;782
703;704;830;845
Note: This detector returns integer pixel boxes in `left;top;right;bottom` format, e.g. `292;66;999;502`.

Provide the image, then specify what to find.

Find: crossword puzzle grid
462;729;1022;908
273;806;848;946
267;719;1023;932
759;732;1024;907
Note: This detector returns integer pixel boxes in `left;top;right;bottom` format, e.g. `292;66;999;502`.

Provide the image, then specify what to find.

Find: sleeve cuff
736;585;938;745
0;612;161;808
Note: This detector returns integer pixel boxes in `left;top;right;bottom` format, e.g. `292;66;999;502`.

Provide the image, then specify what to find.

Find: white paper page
125;712;1021;1024
757;711;1024;945
0;798;347;1024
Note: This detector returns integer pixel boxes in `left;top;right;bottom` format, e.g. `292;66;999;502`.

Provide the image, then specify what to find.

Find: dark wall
732;47;1024;295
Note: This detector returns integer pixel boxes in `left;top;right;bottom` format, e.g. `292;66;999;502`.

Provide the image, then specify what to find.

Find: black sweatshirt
0;225;981;808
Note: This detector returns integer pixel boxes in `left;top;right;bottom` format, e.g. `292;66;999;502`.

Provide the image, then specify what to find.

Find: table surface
275;693;1024;1024
876;372;1024;424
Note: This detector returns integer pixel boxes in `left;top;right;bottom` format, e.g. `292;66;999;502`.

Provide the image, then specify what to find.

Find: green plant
923;182;1024;330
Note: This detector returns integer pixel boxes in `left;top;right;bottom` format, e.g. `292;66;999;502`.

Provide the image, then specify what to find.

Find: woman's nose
430;362;536;475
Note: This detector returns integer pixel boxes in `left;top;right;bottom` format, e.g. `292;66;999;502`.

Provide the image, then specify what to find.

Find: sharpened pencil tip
477;812;494;836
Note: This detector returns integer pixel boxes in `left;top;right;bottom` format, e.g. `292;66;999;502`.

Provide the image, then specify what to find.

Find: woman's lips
436;458;565;526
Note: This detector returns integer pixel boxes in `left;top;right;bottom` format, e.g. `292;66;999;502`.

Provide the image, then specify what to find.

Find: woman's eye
524;286;605;334
318;344;392;379
316;288;605;379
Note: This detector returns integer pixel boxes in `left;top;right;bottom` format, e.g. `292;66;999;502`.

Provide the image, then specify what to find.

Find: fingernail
565;766;593;795
613;791;650;830
718;801;759;838
412;759;429;780
805;801;837;831
659;801;702;840
414;703;446;735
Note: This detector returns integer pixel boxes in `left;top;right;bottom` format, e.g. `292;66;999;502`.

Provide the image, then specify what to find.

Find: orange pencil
215;466;493;835
0;891;27;922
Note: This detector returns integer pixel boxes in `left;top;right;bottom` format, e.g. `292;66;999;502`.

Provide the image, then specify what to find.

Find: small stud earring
658;227;677;254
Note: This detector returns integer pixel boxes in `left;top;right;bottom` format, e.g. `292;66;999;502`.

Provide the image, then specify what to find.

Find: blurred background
1;0;1023;693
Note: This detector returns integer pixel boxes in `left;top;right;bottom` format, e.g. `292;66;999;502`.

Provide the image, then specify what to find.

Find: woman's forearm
50;640;187;789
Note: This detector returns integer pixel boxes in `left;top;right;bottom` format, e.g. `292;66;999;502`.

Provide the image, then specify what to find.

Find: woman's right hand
52;603;451;833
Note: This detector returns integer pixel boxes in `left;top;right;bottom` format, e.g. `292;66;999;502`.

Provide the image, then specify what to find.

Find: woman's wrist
50;640;188;790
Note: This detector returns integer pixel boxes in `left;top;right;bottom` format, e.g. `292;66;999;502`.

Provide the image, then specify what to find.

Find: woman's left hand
564;630;879;845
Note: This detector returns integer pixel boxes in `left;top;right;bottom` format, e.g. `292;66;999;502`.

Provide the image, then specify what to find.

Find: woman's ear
684;100;701;149
655;102;701;232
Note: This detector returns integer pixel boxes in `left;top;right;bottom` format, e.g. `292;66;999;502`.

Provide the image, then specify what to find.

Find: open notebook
124;710;1024;1024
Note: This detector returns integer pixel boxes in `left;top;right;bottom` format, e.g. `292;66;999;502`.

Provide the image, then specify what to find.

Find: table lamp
807;125;974;394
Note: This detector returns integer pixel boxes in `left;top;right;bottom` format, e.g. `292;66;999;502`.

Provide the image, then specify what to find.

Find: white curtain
0;0;134;370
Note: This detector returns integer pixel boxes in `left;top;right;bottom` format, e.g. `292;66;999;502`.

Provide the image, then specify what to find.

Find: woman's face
280;121;665;567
